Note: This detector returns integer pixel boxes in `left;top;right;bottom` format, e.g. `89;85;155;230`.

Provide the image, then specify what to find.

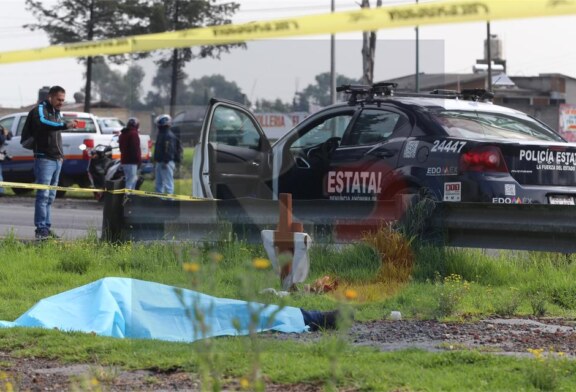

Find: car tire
56;175;73;198
11;187;33;195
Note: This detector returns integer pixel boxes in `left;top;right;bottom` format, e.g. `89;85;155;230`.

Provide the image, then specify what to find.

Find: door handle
370;149;396;158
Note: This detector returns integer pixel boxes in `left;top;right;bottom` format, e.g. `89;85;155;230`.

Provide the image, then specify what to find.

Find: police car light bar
338;83;398;105
460;89;495;102
337;84;372;105
337;84;494;105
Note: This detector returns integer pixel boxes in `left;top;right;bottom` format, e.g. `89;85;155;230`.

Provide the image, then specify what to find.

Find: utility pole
83;0;95;113
486;21;492;91
169;0;180;117
330;0;336;104
415;0;420;92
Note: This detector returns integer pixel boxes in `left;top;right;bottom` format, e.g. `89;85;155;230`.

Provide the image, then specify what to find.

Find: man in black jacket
23;86;77;240
118;117;141;190
153;114;181;195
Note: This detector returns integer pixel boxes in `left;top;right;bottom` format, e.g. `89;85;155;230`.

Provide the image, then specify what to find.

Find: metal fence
102;182;576;253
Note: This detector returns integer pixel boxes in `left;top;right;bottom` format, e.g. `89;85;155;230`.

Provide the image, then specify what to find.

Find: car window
16;115;27;136
210;106;261;148
290;114;352;149
99;118;124;128
432;110;564;142
342;109;407;146
0;116;14;134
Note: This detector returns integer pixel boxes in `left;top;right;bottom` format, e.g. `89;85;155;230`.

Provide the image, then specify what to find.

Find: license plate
549;195;575;205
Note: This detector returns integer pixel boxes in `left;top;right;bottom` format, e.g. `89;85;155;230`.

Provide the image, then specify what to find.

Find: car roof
320;96;527;118
389;96;526;115
333;84;528;117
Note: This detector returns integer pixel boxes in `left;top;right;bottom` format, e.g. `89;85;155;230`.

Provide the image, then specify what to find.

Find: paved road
0;196;102;240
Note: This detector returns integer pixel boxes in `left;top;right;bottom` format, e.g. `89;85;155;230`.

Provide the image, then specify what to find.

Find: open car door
193;98;272;199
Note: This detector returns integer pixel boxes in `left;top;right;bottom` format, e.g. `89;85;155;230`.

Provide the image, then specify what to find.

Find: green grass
1;328;574;391
0;235;575;390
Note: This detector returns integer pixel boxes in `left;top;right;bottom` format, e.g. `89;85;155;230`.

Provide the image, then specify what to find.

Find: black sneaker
303;310;341;331
47;229;60;239
35;228;50;241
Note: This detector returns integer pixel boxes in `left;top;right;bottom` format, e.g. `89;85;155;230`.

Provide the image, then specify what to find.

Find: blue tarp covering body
0;277;307;342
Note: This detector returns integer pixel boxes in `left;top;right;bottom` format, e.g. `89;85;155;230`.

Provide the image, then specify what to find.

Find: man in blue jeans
153;114;181;195
21;86;77;240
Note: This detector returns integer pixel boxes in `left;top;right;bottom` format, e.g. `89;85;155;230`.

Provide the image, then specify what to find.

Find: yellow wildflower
252;258;271;270
240;377;251;390
182;262;201;273
527;348;544;360
344;289;358;300
209;252;224;264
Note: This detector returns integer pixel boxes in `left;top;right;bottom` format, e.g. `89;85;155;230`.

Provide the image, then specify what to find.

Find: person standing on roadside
0;124;13;196
153;114;181;195
118;117;141;190
20;86;77;240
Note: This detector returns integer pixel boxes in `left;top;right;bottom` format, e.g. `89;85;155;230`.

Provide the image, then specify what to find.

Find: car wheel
56;175;73;198
11;187;33;195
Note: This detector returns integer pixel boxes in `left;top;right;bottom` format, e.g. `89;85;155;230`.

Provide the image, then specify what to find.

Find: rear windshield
432;110;564;142
62;116;97;133
98;118;124;128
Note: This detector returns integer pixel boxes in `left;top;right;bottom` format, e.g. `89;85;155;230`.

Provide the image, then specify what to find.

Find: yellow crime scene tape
0;0;575;64
0;181;208;202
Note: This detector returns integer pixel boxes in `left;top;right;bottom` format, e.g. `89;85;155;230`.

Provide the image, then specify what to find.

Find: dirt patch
1;317;574;391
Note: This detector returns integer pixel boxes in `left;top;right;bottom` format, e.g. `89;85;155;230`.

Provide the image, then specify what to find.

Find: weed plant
526;348;571;391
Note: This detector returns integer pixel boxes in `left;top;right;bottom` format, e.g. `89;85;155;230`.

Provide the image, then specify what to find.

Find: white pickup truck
0;111;152;196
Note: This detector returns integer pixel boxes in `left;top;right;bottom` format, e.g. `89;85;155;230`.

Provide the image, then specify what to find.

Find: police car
192;83;576;205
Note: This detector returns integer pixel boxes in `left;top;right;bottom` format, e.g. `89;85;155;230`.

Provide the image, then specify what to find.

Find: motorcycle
84;141;142;202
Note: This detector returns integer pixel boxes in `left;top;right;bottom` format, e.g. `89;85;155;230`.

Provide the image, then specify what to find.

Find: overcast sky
1;0;576;108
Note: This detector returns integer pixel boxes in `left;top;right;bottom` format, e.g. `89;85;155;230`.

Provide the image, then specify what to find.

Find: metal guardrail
431;202;576;253
101;181;576;253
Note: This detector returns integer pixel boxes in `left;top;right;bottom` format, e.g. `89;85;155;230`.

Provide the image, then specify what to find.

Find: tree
360;0;382;85
124;65;146;109
25;0;243;114
188;75;247;106
299;72;362;108
25;0;150;112
144;0;244;116
144;72;247;110
144;65;192;110
256;99;292;113
90;59;145;109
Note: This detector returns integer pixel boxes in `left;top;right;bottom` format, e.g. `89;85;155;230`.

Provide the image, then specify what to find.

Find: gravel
1;317;575;391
